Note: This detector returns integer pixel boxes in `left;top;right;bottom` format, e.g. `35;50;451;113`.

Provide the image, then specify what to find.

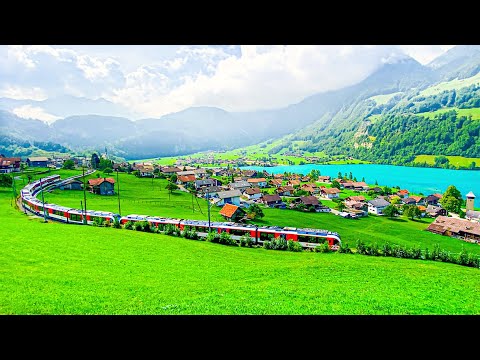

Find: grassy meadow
418;107;480;120
1;169;479;314
414;154;480;168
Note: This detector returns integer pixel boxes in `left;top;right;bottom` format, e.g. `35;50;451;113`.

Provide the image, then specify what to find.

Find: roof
247;177;267;183
410;195;424;202
300;196;319;206
195;179;215;186
432;193;443;199
161;166;181;173
425;195;439;201
398;189;409;194
263;194;282;202
230;181;250;188
245;187;261;195
466;191;476;198
426;205;444;213
178;175;196;182
288;180;301;185
270;179;283;185
347;195;365;202
219;204;244;218
28;156;49;162
466;210;480;219
278;185;294;192
323;188;340;194
368;198;390;207
427;215;480;236
217;190;242;199
352;181;369;187
177;170;196;176
88;177;115;186
318;176;331;180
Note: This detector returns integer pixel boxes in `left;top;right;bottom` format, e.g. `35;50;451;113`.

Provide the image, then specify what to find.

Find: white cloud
0;85;47;101
12;105;61;124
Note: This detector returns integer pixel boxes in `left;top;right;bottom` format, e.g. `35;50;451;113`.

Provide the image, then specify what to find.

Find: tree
337;171;342;179
390;197;400;205
404;205;421;220
246;203;264;220
383;204;399;218
62;159;75;170
440;185;462;214
165;182;179;200
349;172;353;180
99;158;113;171
91;153;100;169
0;174;13;187
170;174;177;183
331;180;341;189
103;168;113;174
336;201;346;212
375;180;378;185
382;186;392;195
362;177;365;182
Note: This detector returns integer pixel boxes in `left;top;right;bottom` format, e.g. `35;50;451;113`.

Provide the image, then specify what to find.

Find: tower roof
466;191;476;198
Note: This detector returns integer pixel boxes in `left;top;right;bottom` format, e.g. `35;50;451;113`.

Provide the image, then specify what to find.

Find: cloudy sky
0;45;455;121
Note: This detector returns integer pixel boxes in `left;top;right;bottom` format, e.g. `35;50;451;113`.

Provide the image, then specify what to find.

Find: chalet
195;179;217;190
432;193;443;200
342;182;354;190
427;216;480;242
200;186;224;198
409;196;425;205
352;182;370;191
219;203;246;222
234;176;248;182
273;174;284;180
243;187;262;200
345;196;367;213
300;176;310;182
425;205;447;217
287;179;301;187
88;177;115;195
177;174;196;185
301;183;319;195
345;195;365;203
26;157;50;168
298;196;321;211
229;181;251;192
321;187;340;199
466;210;480;222
397;189;409;198
369;187;383;193
193;168;208;178
0;156;21;173
135;164;155;177
247;177;267;188
215;190;242;207
176;170;196;177
402;197;418;205
262;194;285;208
367;198;391;215
269;179;283;187
212;168;227;176
58;179;83;190
277;185;295;196
242;170;257;178
161;166;182;175
425;195;440;205
318;176;331;183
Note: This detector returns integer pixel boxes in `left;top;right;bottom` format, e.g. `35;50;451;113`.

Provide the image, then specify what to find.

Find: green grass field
414;154;480;168
420;72;480;97
368;92;403;105
2;185;480;314
418;107;480;120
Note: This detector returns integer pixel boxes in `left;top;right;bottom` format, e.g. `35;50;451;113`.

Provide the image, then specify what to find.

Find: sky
0;45;455;122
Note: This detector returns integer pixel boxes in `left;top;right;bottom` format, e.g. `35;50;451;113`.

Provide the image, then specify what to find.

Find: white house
215;190;242;207
367;198;391;215
243;187;262;200
321;187;340;199
246;177;268;188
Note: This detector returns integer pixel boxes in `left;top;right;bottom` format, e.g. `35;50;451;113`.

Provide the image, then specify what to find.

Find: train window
259;232;274;241
70;214;82;222
230;228;247;236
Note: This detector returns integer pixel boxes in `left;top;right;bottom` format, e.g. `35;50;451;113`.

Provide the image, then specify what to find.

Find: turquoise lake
240;164;480;208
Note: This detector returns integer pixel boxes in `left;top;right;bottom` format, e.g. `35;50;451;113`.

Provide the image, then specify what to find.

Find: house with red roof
219;203;246;222
88;177;115;195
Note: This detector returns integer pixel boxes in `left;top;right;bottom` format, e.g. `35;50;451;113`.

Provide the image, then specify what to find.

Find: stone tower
466;191;475;212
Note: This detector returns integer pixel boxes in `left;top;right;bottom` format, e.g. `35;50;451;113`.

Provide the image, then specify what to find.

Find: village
2;153;480;245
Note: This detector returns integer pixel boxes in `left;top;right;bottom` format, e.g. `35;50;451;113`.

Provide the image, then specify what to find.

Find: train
19;175;342;249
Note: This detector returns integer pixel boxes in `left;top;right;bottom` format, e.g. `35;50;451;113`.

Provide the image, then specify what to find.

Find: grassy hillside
414;155;480;168
368;92;403;105
418;107;480;120
420;71;480;96
1;186;480;314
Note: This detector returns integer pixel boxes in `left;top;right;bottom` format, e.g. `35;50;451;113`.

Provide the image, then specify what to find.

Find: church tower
466;191;475;212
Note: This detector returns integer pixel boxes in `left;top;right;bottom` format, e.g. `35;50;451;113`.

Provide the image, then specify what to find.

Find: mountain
428;45;480;80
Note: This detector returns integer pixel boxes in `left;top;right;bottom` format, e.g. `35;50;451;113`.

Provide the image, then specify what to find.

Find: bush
133;222;143;231
239;234;254;247
206;231;220;243
112;218;121;229
124;221;134;230
356;239;366;255
382;242;393;257
287;240;303;252
219;231;237;246
314;242;331;253
337;242;352;254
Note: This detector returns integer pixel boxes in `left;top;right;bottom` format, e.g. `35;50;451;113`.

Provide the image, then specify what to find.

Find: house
247;177;267;188
425;195;440;205
344;196;367;213
466;210;480;223
176;170;196;177
242;170;257;178
262;194;285;208
402;197;418;205
432;193;443;201
58;179;83;190
200;186;224;198
345;195;365;203
342;182;354;190
161;166;182;175
317;176;331;183
287;179;301;187
397;189;409;198
26;156;50;167
417;205;427;217
0;156;21;173
193;168;208;178
369;187;383;193
135;164;155;177
269;179;283;187
273;174;284;180
298;196;321;211
243;187;262;200
212;168;227;176
425;205;447;217
195;178;217;190
427;216;480;242
300;176;310;182
88;177;115;195
177;174;196;185
219;203;246;222
352;182;370;191
367;198;391;215
215;190;242;207
408;196;425;205
388;195;401;203
301;183;319;195
277;185;295;196
321;187;340;199
229;181;251;192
